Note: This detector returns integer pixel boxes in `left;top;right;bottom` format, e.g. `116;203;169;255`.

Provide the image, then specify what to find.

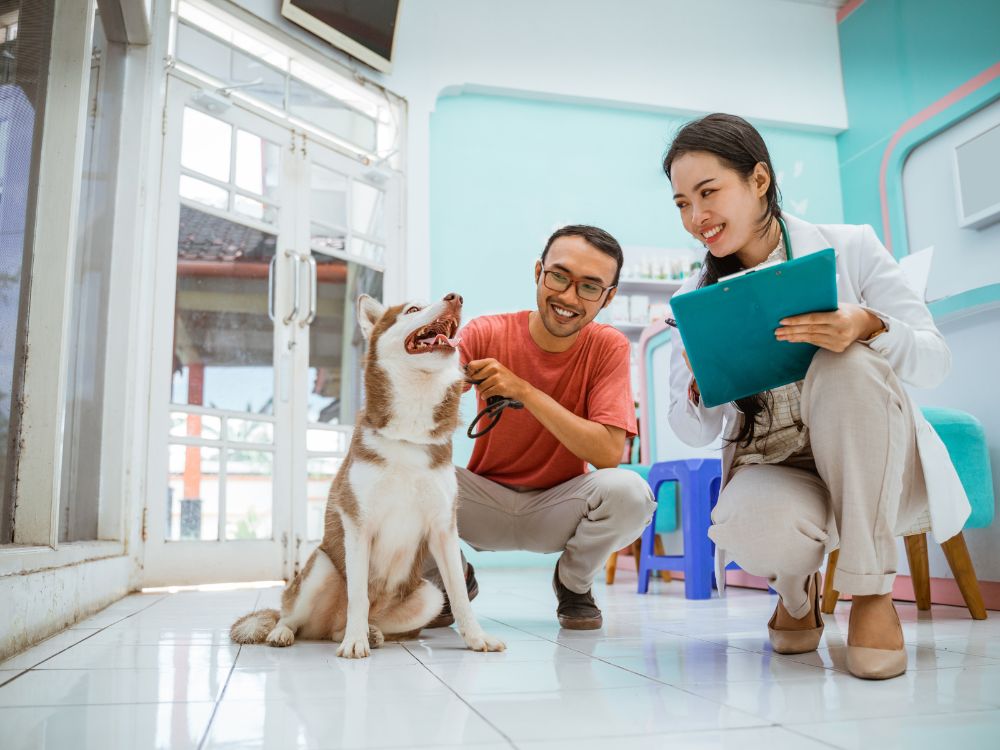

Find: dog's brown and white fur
231;293;504;657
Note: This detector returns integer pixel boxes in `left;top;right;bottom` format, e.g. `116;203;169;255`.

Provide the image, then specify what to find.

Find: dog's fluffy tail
230;609;280;644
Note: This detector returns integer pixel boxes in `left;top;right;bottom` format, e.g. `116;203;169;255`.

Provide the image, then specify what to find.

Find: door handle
282;249;301;325
267;254;278;322
299;255;317;328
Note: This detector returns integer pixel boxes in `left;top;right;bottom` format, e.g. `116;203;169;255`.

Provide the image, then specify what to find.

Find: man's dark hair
540;225;624;287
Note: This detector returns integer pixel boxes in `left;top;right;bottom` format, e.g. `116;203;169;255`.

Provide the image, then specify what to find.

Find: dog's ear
357;294;385;340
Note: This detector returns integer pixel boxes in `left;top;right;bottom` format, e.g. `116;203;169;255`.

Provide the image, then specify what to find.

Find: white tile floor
3;566;1000;749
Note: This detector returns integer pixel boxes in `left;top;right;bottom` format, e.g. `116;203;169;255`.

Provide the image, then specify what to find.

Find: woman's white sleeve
666;330;725;447
855;225;951;388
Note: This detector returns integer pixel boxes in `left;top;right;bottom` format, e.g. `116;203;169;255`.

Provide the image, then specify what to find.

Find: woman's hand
776;304;885;352
681;350;701;402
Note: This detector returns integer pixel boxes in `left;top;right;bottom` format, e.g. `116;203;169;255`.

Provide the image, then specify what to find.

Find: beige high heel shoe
846;596;907;680
768;571;824;654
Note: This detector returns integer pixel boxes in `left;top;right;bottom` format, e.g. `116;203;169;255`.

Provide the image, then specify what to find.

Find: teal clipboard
669;248;838;408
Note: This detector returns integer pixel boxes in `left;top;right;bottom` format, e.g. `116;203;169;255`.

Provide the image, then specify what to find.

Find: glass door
144;78;399;586
144;78;298;585
287;138;395;575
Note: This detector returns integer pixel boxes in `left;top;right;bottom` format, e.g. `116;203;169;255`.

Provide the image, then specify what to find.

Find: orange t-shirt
460;311;637;489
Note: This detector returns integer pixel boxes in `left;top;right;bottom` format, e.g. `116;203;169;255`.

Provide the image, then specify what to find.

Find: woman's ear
753;162;771;198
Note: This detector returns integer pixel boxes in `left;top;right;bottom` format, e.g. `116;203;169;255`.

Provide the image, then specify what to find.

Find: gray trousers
426;466;656;594
708;344;924;618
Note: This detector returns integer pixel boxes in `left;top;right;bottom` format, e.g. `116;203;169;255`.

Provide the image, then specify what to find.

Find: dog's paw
337;633;372;659
463;630;506;653
368;625;385;649
265;624;295;647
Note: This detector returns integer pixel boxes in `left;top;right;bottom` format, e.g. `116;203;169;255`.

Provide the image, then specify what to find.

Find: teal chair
823;407;994;619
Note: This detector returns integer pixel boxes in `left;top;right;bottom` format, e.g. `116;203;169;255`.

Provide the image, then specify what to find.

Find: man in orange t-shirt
427;225;656;630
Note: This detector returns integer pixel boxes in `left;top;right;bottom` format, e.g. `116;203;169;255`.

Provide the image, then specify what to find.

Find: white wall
385;0;847;300
228;0;848;301
903;98;1000;301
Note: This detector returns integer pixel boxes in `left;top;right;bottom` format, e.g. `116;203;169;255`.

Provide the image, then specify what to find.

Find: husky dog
231;293;505;657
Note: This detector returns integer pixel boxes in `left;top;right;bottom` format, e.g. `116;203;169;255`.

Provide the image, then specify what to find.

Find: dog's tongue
433;333;461;348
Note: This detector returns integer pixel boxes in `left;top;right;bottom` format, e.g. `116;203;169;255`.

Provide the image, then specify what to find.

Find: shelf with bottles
610;321;649;334
617;277;686;293
619;247;703;286
600;246;702;337
599;301;672;338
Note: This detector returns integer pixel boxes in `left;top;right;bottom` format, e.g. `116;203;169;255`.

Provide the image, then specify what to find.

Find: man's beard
537;296;588;338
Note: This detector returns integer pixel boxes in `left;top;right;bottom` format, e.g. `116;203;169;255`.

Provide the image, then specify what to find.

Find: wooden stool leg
605;551;618;585
653;535;672;582
631;539;643;572
821;549;840;614
941;532;987;620
904;533;932;610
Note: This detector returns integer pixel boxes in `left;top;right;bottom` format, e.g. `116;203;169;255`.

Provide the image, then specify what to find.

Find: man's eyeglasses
541;267;615;302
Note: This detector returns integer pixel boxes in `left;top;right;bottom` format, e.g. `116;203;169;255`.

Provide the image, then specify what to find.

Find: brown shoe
425;563;479;628
767;571;824;654
553;562;603;630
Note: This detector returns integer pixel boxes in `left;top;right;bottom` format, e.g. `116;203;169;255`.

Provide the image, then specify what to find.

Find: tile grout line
401;641;521;750
774;704;1000;740
481;615;1000;733
196;587;262;750
0;594;172;688
480;615;782;729
775;722;855;750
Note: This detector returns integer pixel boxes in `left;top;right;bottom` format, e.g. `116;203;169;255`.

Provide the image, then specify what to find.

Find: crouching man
427;225;656;629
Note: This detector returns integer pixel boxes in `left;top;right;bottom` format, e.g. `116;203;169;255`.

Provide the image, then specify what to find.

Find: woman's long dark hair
663;113;782;447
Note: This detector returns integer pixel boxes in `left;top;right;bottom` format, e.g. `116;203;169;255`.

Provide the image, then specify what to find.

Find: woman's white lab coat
667;213;971;586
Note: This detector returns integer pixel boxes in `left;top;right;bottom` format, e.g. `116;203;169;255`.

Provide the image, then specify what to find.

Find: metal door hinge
141;507;148;542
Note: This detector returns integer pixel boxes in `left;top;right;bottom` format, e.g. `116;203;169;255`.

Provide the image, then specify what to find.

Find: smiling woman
662;112;975;681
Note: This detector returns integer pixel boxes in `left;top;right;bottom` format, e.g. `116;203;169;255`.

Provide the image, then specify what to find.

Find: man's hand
776;304;884;353
466;358;623;468
466;358;532;403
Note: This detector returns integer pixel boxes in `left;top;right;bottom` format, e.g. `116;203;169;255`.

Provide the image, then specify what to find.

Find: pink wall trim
878;61;1000;254
837;0;866;24
612;556;999;611
637;318;671;464
725;569;1000;612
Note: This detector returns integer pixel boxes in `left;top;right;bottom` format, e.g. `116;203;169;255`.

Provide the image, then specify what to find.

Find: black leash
466;381;524;439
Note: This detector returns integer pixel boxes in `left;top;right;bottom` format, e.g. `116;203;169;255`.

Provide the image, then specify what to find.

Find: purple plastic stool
637;458;723;599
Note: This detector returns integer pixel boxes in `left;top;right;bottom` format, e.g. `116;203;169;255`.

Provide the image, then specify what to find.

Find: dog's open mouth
405;315;461;354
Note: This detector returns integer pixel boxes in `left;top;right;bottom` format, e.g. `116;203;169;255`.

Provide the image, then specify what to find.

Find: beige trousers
708;344;925;618
426;466;656;594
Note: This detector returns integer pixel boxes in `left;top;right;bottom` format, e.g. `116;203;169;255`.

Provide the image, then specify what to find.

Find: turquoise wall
837;0;1000;235
431;94;843;326
429;92;844;568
